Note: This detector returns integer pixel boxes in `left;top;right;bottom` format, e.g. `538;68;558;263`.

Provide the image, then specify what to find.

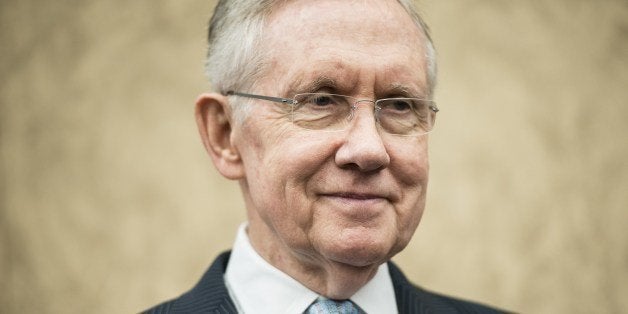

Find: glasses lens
292;93;352;130
376;98;435;135
291;93;436;135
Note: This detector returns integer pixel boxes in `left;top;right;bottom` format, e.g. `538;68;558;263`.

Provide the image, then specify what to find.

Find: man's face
232;0;430;268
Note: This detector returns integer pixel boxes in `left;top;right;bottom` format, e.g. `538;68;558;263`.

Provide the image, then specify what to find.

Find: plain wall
1;0;627;313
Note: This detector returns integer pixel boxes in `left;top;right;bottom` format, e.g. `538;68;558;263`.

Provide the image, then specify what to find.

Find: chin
330;253;385;268
323;236;396;268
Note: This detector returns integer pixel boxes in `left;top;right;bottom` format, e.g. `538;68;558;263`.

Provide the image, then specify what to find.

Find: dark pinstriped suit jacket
143;251;508;314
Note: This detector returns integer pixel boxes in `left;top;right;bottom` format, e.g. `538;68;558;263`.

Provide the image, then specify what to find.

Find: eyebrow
286;77;427;99
287;76;338;96
379;83;426;99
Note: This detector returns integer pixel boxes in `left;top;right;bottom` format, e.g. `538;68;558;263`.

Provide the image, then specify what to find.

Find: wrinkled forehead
264;0;425;53
258;0;428;96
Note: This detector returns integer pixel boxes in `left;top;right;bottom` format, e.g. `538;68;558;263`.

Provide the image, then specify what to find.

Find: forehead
259;0;428;96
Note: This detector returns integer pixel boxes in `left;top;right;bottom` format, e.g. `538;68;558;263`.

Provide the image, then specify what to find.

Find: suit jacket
143;251;509;314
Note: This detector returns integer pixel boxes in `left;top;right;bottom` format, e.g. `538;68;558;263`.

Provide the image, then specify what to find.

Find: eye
390;99;412;111
311;94;334;106
295;93;341;108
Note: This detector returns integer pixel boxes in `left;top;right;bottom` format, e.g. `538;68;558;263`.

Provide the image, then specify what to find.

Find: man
145;0;508;313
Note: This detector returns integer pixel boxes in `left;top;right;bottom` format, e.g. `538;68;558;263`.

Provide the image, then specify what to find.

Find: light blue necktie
304;297;364;314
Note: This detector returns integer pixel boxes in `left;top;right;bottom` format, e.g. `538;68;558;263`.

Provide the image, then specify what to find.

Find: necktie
304;297;363;314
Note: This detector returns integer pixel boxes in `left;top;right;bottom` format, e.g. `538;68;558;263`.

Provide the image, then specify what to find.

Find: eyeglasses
226;91;439;136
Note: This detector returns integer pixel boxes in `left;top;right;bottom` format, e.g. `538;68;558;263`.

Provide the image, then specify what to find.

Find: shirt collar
224;223;398;314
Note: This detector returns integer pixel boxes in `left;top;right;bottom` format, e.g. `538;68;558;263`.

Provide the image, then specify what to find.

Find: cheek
277;134;339;204
239;123;338;215
258;134;341;248
389;139;429;232
400;191;426;234
390;138;429;189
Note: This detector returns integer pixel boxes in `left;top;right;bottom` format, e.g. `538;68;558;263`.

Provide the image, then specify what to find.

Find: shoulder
388;262;512;314
141;251;237;314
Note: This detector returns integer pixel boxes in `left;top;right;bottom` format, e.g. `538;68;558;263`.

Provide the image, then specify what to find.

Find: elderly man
145;0;507;313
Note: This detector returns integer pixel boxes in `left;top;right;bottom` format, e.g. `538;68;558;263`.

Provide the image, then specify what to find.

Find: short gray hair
205;0;437;117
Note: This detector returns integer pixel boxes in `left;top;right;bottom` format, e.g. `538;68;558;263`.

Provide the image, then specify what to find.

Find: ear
195;93;245;180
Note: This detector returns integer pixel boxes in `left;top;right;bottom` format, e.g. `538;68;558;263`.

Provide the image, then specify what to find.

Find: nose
335;104;390;172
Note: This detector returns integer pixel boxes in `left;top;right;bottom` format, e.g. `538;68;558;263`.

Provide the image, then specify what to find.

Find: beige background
1;0;627;313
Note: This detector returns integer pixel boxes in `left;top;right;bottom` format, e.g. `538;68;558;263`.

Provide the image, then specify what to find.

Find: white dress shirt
224;223;398;314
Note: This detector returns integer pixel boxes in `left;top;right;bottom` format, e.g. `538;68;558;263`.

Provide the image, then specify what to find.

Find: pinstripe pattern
388;263;510;314
143;251;510;314
142;252;237;314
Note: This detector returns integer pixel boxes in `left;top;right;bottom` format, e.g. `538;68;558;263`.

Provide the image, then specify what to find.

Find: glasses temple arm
226;91;295;105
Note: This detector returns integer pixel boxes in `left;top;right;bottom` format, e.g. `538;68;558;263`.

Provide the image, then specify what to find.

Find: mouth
319;192;388;221
326;192;387;201
319;192;389;209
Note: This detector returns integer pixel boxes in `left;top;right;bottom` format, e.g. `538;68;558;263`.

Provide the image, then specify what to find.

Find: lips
330;192;386;200
319;192;388;222
319;192;390;208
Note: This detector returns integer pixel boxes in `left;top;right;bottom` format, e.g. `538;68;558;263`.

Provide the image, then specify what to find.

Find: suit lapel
390;261;466;314
389;261;429;314
389;261;485;314
172;251;237;313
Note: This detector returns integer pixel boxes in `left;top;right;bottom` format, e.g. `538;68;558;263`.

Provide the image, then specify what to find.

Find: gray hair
205;0;437;119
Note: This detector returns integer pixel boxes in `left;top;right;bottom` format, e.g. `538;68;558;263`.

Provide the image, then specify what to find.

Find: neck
296;257;380;299
246;219;380;299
